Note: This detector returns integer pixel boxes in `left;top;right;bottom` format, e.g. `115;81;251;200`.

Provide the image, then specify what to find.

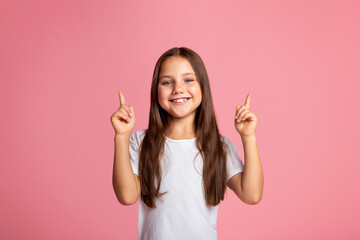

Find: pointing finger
245;93;251;109
118;90;126;106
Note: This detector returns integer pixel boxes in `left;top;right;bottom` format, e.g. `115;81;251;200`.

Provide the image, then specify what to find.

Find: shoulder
133;129;147;138
130;129;147;145
220;134;235;147
220;134;240;156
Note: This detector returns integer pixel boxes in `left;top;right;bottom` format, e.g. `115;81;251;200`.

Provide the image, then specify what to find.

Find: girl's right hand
110;91;135;137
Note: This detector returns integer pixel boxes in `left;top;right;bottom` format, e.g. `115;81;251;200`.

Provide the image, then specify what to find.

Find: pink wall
1;0;359;239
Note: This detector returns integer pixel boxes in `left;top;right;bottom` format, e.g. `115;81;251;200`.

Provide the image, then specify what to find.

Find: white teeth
172;98;188;103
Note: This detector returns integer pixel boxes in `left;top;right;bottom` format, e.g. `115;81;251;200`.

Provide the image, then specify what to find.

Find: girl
111;47;263;239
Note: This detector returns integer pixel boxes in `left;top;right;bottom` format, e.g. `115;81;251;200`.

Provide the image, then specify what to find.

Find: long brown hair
139;47;229;208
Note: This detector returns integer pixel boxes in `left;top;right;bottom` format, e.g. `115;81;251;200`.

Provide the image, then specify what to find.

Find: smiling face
157;56;202;121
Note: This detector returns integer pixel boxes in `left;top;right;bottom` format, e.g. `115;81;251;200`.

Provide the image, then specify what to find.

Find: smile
170;98;190;103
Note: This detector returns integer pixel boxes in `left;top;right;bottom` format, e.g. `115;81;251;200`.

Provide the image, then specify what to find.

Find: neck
165;116;196;140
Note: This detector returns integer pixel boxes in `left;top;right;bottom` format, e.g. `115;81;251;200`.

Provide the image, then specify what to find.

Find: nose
172;80;185;94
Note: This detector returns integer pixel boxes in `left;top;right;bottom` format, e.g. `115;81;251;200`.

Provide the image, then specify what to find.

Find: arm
112;135;141;205
227;135;263;204
241;135;263;203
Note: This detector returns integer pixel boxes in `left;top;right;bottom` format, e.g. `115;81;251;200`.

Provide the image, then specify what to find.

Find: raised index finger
244;92;251;109
118;90;126;105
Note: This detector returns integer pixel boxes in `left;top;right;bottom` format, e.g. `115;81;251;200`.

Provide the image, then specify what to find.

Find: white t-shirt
129;129;244;240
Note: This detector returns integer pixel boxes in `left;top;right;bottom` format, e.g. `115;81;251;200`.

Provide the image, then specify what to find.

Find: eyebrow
159;72;195;79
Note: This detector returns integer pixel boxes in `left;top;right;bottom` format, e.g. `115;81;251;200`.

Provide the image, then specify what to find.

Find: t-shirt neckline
165;135;196;142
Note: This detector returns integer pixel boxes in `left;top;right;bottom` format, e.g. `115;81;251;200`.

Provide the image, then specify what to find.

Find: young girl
111;47;263;239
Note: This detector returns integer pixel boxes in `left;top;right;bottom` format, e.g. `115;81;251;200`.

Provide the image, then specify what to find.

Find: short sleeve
222;136;244;182
129;129;146;176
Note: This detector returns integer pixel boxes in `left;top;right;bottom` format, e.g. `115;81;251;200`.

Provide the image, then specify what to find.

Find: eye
161;81;172;85
185;79;194;83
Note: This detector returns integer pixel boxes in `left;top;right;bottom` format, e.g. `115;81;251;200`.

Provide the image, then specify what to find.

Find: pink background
1;0;359;239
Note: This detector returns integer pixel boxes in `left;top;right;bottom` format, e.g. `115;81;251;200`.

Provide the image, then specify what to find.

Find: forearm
240;135;264;203
112;135;138;204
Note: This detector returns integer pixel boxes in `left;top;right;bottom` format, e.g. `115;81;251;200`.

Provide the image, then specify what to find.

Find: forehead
159;56;195;76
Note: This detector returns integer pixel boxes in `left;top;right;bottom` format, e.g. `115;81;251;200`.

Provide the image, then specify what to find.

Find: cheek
157;87;168;102
189;85;202;99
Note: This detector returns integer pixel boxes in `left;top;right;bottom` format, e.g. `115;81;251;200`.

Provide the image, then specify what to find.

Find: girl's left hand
234;93;258;137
